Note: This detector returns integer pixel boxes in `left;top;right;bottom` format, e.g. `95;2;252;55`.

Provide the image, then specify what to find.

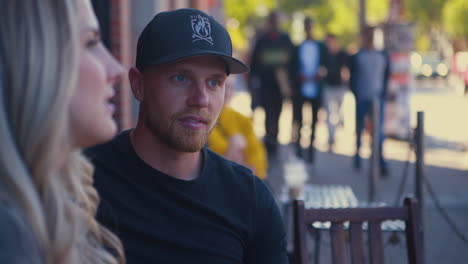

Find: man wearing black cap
87;8;289;264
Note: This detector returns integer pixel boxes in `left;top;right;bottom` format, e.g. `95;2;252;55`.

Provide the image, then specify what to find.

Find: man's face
269;12;279;31
139;55;227;152
326;36;338;52
304;20;313;35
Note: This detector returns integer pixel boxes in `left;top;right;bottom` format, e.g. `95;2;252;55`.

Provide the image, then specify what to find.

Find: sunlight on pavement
229;88;468;171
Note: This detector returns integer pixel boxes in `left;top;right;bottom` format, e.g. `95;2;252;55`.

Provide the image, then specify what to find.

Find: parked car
410;52;449;79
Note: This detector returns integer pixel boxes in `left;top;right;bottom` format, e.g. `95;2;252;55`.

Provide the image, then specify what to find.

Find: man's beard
146;109;214;152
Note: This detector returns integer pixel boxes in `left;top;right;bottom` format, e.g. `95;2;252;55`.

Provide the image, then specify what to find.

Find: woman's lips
106;91;115;114
106;101;115;114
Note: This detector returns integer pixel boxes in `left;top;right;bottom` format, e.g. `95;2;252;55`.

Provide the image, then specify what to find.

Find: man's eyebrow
209;73;227;79
166;68;191;74
165;67;226;78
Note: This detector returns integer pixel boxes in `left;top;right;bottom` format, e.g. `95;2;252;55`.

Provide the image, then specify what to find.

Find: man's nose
186;80;208;107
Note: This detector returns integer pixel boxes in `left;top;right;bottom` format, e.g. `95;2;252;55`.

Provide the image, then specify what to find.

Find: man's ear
129;67;144;102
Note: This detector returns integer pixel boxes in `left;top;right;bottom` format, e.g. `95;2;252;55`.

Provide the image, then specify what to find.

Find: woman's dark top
0;200;43;264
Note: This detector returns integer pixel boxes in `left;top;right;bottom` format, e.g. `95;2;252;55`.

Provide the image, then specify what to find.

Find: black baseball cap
136;8;249;75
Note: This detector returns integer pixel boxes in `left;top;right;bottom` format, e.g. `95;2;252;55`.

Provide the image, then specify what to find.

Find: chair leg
283;202;291;236
282;201;293;259
310;227;321;264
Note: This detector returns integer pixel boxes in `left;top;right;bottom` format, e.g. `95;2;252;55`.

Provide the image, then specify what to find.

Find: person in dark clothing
349;26;391;175
291;17;327;163
323;33;349;150
250;11;295;155
87;9;289;264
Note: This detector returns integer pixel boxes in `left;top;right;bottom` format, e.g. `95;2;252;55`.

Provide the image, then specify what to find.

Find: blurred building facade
91;0;223;131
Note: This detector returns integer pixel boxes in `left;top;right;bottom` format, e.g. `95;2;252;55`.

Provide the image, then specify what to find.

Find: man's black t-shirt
87;130;289;264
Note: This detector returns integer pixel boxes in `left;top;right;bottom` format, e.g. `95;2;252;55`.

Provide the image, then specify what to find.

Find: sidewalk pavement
265;136;468;264
229;84;468;263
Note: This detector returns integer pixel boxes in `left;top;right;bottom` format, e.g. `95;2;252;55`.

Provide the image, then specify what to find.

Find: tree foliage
405;0;446;29
404;0;467;50
224;0;467;51
224;0;276;50
225;0;390;50
442;0;468;40
224;0;276;27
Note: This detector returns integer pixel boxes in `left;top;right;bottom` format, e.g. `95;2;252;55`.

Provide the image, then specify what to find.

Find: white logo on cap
190;15;213;45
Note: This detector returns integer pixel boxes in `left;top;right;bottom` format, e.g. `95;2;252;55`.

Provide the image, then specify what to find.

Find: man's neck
363;44;375;51
130;125;203;181
329;48;339;55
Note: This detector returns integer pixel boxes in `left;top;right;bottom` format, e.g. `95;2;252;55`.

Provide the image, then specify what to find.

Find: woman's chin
97;122;118;144
77;122;117;149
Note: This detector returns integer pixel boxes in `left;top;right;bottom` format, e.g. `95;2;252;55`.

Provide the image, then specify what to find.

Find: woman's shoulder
0;201;43;264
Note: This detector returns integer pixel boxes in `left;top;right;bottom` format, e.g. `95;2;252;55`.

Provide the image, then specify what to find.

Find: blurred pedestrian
323;33;349;151
208;81;268;179
250;10;295;155
291;17;327;163
87;8;289;263
349;26;390;175
0;0;125;263
247;26;266;111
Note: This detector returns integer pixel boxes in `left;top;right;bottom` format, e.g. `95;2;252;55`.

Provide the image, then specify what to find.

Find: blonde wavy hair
0;0;124;263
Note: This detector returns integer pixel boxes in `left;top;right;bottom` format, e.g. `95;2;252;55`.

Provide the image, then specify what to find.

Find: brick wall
110;0;133;131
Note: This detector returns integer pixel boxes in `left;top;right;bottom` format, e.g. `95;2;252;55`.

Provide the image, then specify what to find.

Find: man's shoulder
317;40;326;48
353;50;374;63
338;49;348;57
206;148;253;176
380;50;390;61
354;49;364;57
300;39;323;49
205;148;258;186
259;30;291;43
85;130;130;162
85;141;113;161
205;149;271;196
279;31;291;40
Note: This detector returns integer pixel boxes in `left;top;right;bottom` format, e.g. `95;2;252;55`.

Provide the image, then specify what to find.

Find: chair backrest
292;197;423;264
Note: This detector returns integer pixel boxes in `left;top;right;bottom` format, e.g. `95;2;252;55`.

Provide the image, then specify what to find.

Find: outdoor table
280;184;405;264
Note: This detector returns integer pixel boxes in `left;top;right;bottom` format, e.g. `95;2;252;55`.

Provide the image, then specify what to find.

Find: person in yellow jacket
208;80;268;179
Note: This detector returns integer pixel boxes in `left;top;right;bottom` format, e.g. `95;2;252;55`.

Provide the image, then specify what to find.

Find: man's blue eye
174;75;185;82
208;80;219;86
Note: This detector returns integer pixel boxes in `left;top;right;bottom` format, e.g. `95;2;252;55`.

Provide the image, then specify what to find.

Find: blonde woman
0;0;125;263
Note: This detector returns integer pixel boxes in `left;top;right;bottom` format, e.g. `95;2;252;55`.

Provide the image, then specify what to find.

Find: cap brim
142;50;250;74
